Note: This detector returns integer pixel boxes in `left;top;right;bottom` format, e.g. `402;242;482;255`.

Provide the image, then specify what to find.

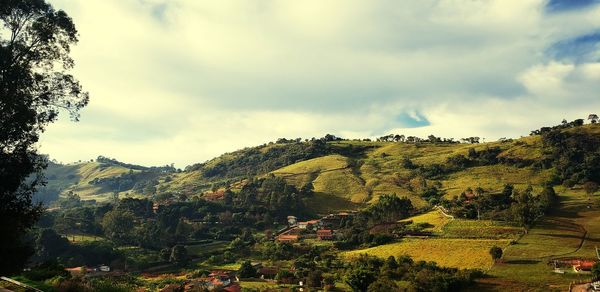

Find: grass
304;192;362;214
480;189;600;291
342;238;510;270
442;165;553;198
186;241;229;257
441;219;523;239
401;209;452;233
312;169;369;203
63;233;103;243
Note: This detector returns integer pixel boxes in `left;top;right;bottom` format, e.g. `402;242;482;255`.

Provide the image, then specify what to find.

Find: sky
39;0;600;167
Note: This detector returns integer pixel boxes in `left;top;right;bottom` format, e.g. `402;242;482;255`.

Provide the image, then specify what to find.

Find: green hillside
41;124;599;216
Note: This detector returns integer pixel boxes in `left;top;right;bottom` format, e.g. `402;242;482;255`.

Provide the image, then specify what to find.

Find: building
287;216;298;226
298;219;321;230
573;260;597;273
317;229;334;240
258;267;279;279
277;234;299;243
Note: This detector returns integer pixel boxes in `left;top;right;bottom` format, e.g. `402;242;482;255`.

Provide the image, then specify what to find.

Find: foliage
101;209;135;245
592;262;600;279
489;246;503;262
0;0;88;274
367;278;399;292
169;245;188;265
23;260;70;281
542;128;600;185
364;194;414;224
238;260;256;278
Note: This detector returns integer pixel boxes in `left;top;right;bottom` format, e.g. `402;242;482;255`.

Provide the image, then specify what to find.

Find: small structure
223;283;241;292
317;229;334;240
287;216;298;226
187;271;233;291
573;260;596;273
277;234;299;243
98;265;110;272
298;219;321;230
258;267;279;279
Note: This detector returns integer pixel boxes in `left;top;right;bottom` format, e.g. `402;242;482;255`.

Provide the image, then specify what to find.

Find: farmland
343;238;510;270
479;189;600;291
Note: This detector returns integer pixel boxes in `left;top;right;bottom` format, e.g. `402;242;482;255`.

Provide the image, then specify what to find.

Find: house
98;265;110;272
187;272;232;291
277;234;299;243
573;260;597;273
287;216;298;226
223;283;241;292
258;267;279;279
317;229;334;240
298;219;321;230
321;212;356;229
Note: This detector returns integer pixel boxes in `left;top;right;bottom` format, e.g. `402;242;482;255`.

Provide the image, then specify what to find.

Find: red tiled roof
224;283;241;292
317;229;333;235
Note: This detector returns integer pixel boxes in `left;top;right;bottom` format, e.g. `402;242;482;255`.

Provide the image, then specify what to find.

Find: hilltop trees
0;0;88;274
589;114;599;124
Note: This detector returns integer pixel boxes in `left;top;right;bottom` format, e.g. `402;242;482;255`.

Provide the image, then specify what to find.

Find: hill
39;122;599;216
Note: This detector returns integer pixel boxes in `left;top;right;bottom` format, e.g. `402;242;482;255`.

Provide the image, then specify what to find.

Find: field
342;238;510;270
400;209;452;233
478;190;600;291
441;219;523;239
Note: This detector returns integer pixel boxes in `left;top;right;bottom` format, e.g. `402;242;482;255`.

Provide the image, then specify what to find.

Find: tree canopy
0;0;87;274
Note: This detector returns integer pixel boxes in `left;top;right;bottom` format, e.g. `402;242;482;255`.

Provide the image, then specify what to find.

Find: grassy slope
46;128;555;211
46;161;137;201
481;189;600;291
269;135;550;214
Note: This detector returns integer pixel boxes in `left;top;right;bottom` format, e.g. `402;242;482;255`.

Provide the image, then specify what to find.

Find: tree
592;262;600;279
238;260;256;278
584;181;599;196
589;114;599;124
101;209;135;245
345;267;377;292
489;246;503;262
35;228;69;260
366;194;414;223
169;245;188;265
306;269;323;288
367;278;400;292
0;0;88;274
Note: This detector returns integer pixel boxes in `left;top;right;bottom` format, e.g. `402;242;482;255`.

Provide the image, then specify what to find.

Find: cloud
39;0;600;167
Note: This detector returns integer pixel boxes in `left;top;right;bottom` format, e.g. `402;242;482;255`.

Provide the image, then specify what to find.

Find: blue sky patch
546;0;600;13
395;111;431;128
547;31;600;63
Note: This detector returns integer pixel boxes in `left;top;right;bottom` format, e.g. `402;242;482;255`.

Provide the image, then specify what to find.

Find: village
275;212;356;244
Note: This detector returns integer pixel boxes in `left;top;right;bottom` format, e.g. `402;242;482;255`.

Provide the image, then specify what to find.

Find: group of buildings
275;212;354;243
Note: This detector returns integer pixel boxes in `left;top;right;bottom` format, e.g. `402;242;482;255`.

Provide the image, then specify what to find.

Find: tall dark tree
0;0;88;274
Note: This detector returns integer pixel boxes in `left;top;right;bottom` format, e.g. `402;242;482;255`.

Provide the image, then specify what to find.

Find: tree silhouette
0;0;88;274
589;114;599;124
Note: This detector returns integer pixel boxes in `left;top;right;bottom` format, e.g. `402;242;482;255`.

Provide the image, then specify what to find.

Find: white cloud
39;0;600;167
